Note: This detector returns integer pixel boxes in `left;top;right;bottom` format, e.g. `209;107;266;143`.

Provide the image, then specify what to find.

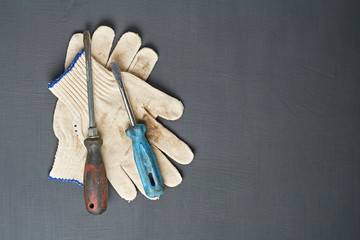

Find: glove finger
128;47;158;81
121;144;182;198
91;26;115;67
106;32;141;71
144;114;194;165
123;72;184;120
106;164;137;201
120;157;153;199
65;26;115;69
65;33;83;69
152;145;182;187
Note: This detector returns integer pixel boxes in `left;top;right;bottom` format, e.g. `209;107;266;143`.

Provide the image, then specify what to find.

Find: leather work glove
49;26;193;201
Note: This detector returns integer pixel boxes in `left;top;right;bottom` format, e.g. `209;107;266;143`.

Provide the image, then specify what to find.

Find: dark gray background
1;0;360;239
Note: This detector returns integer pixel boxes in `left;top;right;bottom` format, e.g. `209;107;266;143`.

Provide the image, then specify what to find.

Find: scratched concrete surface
1;0;360;239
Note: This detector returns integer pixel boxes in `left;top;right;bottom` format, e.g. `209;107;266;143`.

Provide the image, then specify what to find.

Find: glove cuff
48;50;116;122
48;137;86;186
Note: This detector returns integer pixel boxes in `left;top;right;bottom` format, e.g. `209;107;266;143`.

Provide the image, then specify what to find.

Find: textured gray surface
1;0;360;239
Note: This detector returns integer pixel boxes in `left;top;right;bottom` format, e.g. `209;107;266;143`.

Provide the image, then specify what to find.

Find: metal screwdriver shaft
83;31;108;215
115;70;136;127
111;62;165;198
84;31;96;129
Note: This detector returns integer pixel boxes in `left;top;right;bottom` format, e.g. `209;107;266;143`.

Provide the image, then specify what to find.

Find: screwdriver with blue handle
111;62;165;198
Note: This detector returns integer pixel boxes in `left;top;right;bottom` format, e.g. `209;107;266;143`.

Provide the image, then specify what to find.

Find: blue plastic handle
126;123;165;198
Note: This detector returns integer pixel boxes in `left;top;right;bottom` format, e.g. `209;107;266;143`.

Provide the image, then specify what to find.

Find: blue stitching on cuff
48;49;85;89
48;174;83;187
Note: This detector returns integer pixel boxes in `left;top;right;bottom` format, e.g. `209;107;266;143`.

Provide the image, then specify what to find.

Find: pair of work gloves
48;26;193;201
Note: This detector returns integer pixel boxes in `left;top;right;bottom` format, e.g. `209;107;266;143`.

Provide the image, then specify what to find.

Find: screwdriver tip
111;62;124;88
83;30;91;48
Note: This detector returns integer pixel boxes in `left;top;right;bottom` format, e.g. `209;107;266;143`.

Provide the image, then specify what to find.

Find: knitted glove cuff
48;139;86;186
48;50;115;119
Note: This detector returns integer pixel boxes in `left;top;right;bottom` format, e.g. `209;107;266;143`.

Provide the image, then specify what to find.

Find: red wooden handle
84;137;108;215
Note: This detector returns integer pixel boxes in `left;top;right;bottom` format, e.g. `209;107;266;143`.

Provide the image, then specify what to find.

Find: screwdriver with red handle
83;30;108;215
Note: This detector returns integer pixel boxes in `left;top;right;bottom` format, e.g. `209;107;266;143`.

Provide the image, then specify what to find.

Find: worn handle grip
126;124;165;198
84;137;108;215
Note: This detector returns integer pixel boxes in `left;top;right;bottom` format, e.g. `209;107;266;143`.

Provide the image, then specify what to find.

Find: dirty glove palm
49;51;192;200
